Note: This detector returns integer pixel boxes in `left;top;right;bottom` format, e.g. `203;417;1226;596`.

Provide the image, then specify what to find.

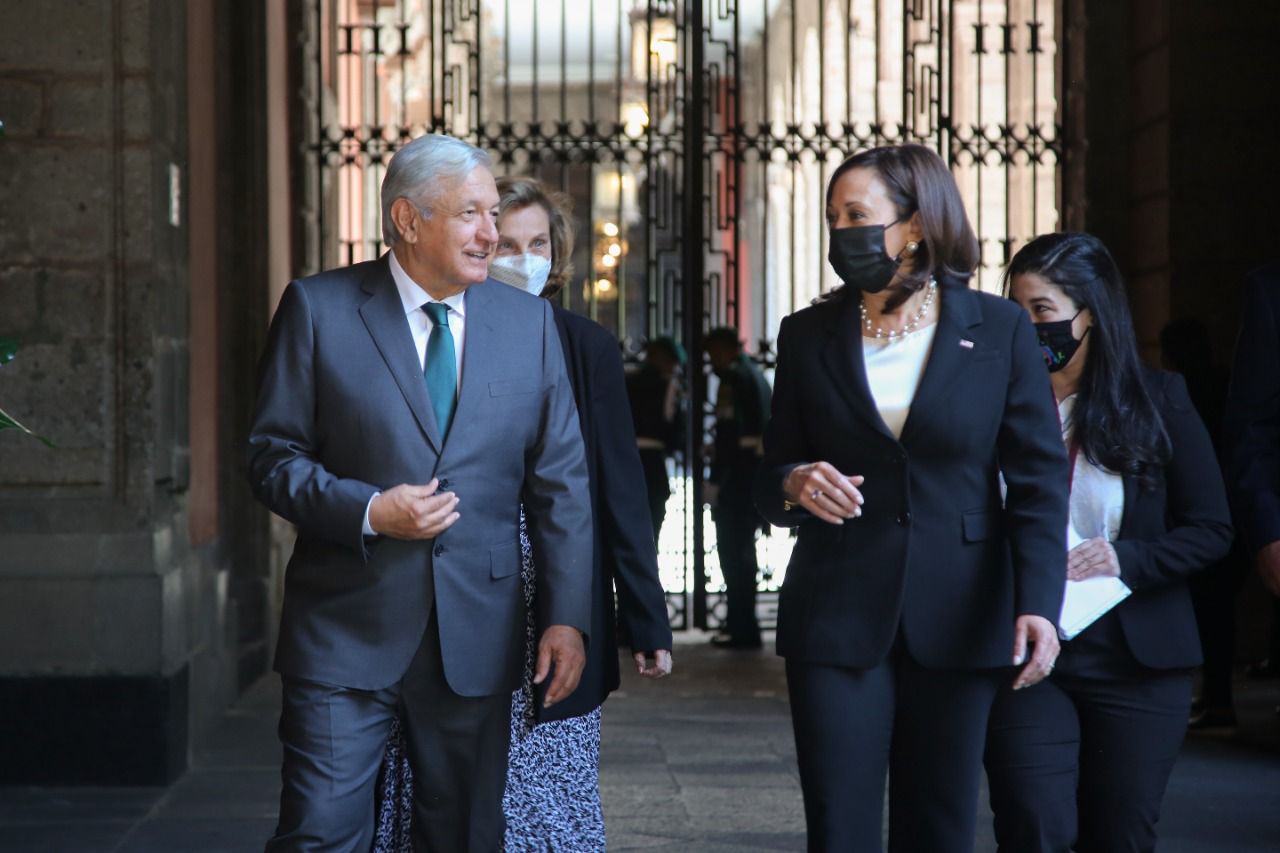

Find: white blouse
862;324;938;438
1059;394;1124;548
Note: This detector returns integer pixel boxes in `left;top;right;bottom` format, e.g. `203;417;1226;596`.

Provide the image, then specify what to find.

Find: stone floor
2;632;1278;852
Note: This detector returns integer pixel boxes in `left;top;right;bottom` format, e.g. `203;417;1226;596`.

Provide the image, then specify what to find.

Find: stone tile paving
600;633;1280;852
599;638;805;851
0;631;1277;852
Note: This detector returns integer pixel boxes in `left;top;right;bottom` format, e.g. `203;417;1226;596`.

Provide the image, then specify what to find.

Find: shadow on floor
1;633;1277;852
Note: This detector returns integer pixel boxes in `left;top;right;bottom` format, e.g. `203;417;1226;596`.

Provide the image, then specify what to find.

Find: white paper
1058;576;1131;640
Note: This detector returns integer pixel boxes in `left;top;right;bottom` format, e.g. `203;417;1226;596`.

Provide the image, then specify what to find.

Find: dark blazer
247;257;593;695
537;307;673;721
1103;368;1234;669
1224;261;1280;554
753;281;1070;670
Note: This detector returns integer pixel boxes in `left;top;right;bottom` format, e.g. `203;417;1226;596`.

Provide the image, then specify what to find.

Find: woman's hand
783;462;864;525
633;649;673;678
1067;537;1120;581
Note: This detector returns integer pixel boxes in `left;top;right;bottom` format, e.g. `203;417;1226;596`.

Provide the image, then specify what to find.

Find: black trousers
786;646;1004;853
984;669;1192;853
266;611;512;852
713;506;761;643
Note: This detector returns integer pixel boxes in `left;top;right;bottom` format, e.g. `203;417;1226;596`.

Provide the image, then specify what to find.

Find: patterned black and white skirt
373;509;606;852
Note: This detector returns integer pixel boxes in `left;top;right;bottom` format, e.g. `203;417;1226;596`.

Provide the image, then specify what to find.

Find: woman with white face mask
373;177;673;853
490;176;672;850
485;176;564;297
489;223;553;295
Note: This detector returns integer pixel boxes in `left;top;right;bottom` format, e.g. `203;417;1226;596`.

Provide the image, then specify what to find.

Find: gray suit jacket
247;255;592;695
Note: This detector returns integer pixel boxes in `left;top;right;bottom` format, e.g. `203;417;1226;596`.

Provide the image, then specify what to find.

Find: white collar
387;249;468;319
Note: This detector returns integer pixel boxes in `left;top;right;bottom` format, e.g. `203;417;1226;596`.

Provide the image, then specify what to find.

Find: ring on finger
811;490;822;501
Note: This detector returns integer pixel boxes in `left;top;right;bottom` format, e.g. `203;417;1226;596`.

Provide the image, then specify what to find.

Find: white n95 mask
490;253;552;296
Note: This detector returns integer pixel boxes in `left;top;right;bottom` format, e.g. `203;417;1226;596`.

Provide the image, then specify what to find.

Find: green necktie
421;302;457;437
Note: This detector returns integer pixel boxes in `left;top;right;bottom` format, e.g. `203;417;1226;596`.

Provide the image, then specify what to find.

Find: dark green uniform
709;354;772;646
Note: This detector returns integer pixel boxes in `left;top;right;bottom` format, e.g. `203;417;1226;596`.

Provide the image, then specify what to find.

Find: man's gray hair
381;134;492;247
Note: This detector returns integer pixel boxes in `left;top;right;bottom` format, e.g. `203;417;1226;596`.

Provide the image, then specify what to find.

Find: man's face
401;166;500;293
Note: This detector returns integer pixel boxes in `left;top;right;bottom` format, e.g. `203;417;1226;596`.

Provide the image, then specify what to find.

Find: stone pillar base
0;666;189;785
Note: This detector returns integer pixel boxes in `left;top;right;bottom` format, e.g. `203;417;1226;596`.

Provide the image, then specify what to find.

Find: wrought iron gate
302;0;1062;631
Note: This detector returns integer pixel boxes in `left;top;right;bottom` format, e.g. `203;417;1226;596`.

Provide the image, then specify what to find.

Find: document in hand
1058;576;1132;640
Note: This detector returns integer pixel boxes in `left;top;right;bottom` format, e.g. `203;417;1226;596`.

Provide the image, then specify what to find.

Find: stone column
1071;0;1280;662
0;0;237;784
1075;0;1280;357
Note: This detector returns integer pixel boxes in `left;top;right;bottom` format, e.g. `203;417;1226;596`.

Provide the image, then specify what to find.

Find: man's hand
1011;614;1059;690
633;649;673;678
1258;541;1280;597
534;625;586;707
368;480;459;540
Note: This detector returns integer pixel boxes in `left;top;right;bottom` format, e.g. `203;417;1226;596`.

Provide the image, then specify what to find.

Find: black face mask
828;224;902;294
1034;309;1089;373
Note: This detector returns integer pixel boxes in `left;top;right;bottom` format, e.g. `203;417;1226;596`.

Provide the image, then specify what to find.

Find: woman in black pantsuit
754;144;1070;853
985;232;1233;853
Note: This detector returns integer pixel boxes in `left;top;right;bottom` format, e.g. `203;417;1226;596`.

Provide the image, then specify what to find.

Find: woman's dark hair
1005;232;1171;487
823;144;980;310
495;175;575;298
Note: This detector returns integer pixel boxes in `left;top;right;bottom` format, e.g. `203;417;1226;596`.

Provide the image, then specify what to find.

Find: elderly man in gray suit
248;134;593;852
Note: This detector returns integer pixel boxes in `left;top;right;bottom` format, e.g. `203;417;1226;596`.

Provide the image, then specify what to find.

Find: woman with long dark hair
753;144;1070;851
984;232;1232;852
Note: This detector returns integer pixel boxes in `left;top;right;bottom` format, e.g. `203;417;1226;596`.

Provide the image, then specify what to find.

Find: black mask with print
1034;309;1089;372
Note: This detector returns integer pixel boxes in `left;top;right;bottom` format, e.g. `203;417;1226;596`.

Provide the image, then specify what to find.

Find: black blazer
754;281;1070;670
1102;368;1233;669
534;306;673;721
1224;261;1280;554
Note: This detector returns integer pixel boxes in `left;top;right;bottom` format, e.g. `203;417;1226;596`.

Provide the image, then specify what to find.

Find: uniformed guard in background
704;327;772;649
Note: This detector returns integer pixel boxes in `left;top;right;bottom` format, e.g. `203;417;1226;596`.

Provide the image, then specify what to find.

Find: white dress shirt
364;251;469;536
862;323;937;439
1059;394;1124;548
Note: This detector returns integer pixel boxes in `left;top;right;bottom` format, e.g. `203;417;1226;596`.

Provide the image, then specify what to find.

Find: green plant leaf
0;337;16;366
0;405;56;447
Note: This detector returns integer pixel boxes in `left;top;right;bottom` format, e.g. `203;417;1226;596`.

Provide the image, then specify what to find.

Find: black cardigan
533;307;673;721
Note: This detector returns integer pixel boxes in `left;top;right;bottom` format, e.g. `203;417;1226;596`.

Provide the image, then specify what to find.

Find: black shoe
710;633;763;650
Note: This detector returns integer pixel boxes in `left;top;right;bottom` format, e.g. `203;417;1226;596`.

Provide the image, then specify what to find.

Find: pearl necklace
860;280;938;341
